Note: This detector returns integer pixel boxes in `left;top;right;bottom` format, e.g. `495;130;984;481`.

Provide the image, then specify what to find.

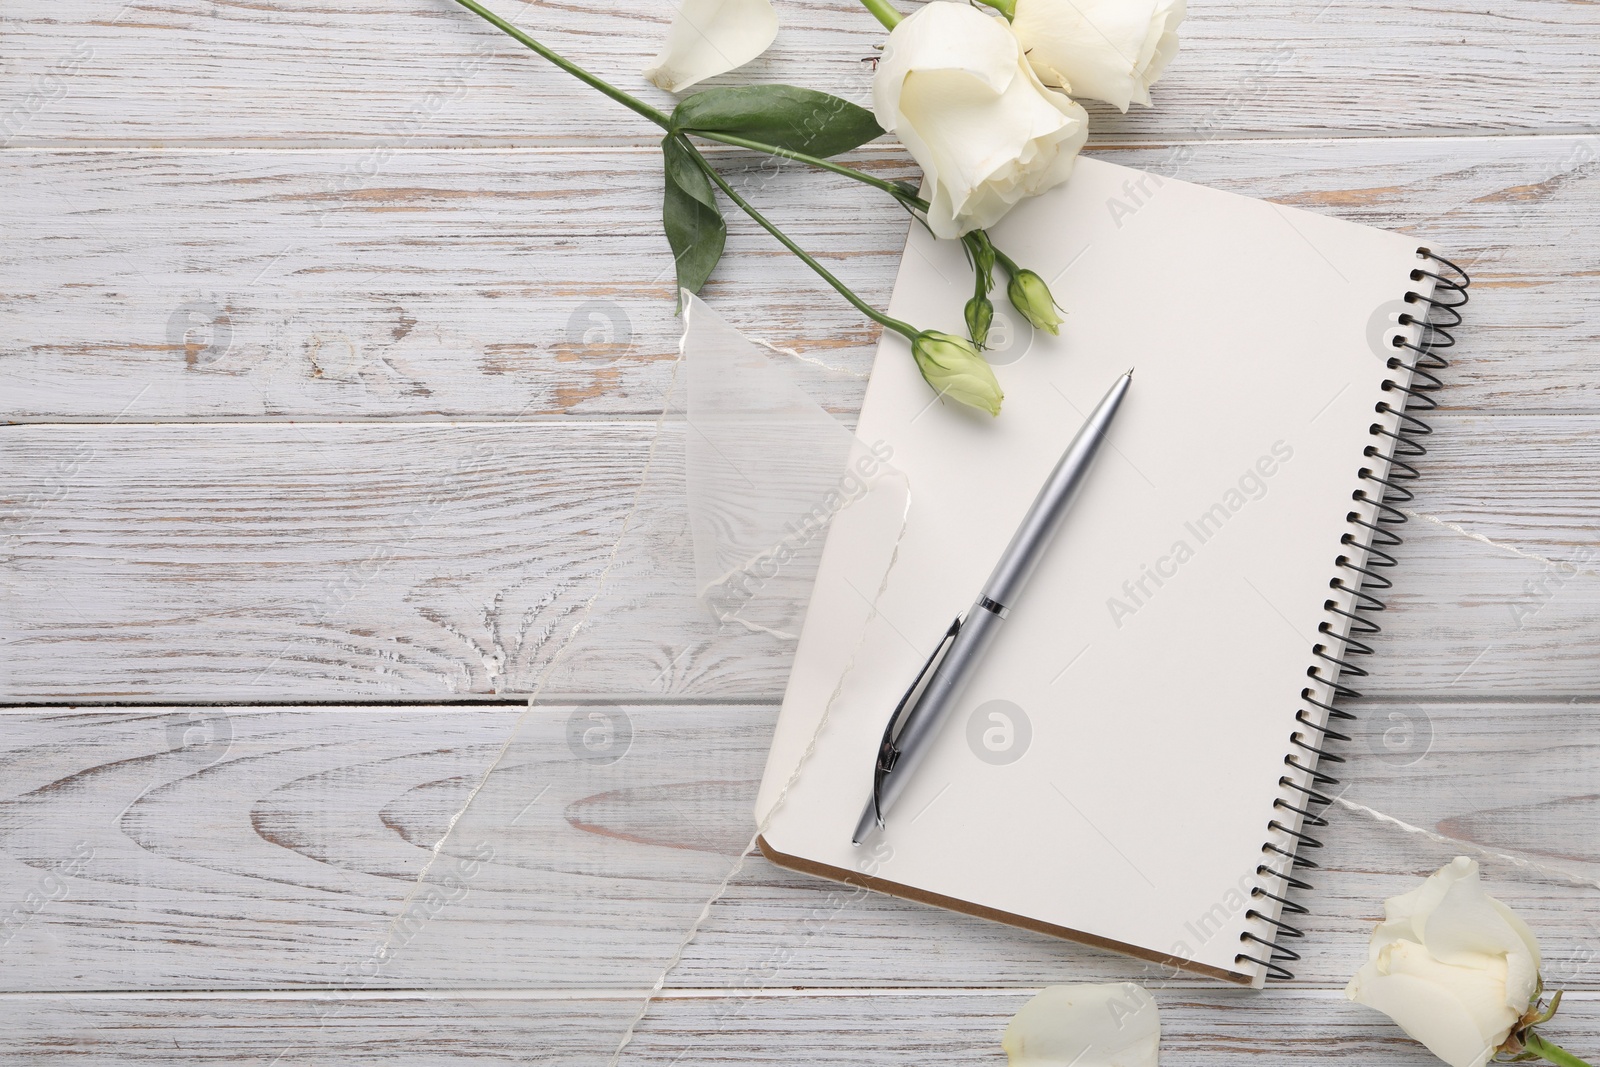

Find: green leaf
660;134;725;297
671;85;883;159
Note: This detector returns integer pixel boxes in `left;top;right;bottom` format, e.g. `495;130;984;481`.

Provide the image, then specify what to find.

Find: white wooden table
4;0;1599;1062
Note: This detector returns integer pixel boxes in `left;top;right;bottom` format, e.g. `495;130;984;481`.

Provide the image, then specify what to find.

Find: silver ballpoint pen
851;369;1134;845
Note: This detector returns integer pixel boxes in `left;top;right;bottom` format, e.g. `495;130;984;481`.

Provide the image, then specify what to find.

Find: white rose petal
1348;958;1504;1067
1011;0;1185;112
1346;858;1542;1067
872;0;1088;239
1002;983;1160;1067
1489;896;1544;983
643;0;779;94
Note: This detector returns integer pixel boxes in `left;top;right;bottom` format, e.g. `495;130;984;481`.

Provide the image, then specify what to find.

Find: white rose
1347;857;1542;1067
1010;0;1184;113
643;0;779;93
872;1;1088;239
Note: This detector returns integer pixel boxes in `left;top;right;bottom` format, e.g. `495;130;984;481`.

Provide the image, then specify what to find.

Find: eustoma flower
1010;0;1185;113
1348;858;1592;1067
1006;266;1064;333
911;330;1003;415
452;0;1123;414
871;1;1088;239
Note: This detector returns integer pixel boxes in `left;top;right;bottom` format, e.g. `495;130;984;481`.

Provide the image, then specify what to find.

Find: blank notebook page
755;157;1435;987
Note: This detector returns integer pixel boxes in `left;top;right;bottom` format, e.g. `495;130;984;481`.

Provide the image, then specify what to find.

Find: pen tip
1126;367;1135;378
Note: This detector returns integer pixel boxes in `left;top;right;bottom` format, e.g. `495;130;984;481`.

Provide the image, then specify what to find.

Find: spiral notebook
752;157;1468;987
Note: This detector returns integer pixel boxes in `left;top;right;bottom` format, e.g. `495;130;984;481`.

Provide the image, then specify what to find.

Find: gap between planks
6;412;1595;427
1;130;1599;153
5;694;1600;711
0;987;1596;1001
0;697;782;711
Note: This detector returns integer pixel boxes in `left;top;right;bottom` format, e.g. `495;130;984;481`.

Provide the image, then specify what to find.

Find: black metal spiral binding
1236;248;1470;982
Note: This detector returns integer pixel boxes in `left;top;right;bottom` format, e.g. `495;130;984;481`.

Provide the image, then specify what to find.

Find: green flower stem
1525;1032;1595;1067
975;0;1017;18
694;130;1028;307
894;186;933;212
449;0;671;129
448;0;922;343
858;0;905;30
693;131;941;227
448;0;931;218
679;136;917;340
689;129;917;203
964;234;994;294
450;0;904;212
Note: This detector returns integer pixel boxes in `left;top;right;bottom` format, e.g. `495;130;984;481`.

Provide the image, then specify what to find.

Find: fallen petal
1003;983;1161;1067
643;0;779;93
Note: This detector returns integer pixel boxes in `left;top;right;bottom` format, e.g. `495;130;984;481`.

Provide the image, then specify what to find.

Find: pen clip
871;613;963;830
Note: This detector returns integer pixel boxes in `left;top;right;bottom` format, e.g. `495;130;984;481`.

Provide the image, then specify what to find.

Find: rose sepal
1496;985;1593;1067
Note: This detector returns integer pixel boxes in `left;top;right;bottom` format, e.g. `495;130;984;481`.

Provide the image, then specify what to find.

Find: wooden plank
3;0;1597;148
0;992;650;1066
3;136;1597;421
0;146;898;422
1336;699;1600;882
0;420;748;702
3;415;1600;701
1;705;1597;994
0;704;769;993
11;987;1600;1066
606;988;1600;1066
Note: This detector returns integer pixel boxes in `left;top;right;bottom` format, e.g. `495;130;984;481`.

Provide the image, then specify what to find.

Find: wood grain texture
0;146;897;422
0;420;788;702
3;0;1598;148
4;415;1600;701
1;705;1596;995
4;135;1598;421
9;988;1600;1067
5;0;1600;1057
0;704;765;992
